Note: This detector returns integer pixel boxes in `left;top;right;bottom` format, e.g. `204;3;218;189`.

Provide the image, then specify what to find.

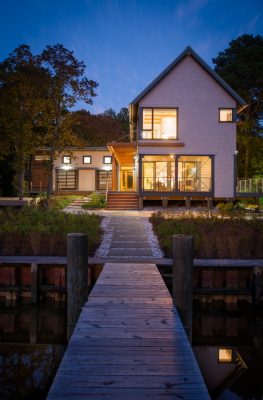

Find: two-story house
29;46;246;208
107;46;246;209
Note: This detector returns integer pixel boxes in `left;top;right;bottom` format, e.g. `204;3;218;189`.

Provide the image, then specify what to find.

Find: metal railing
237;179;263;193
141;177;211;192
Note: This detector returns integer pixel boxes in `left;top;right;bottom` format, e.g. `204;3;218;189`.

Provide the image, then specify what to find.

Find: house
29;46;247;208
108;46;246;209
29;147;112;193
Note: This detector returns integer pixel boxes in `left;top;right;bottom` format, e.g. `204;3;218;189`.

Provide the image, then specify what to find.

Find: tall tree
70;109;130;145
39;44;98;197
0;45;47;199
212;34;263;178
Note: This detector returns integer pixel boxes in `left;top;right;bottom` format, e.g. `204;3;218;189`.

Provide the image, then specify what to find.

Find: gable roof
130;46;246;106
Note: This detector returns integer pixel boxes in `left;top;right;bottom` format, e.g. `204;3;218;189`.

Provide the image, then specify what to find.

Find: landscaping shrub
0;207;101;256
150;212;263;258
82;193;106;209
37;195;83;210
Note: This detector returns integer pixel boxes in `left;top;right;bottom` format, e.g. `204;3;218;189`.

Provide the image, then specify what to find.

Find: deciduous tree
39;44;98;197
0;45;47;199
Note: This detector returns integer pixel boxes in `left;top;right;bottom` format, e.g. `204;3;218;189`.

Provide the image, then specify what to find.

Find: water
0;304;67;400
193;303;263;400
0;298;262;399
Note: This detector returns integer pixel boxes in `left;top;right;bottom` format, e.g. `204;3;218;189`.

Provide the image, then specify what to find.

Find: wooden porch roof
107;142;137;166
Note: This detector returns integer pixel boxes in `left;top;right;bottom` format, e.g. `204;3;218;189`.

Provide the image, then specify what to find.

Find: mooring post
31;263;39;304
253;266;262;306
172;234;194;343
67;233;88;339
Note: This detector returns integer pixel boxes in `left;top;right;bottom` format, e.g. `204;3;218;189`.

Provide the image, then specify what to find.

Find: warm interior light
218;348;233;363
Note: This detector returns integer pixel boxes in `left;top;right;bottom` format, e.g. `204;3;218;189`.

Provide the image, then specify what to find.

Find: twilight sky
1;0;262;114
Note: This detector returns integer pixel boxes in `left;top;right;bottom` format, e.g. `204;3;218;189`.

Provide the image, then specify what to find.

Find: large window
142;155;175;191
57;170;77;190
97;171;112;190
142;108;177;139
141;155;212;192
178;156;212;192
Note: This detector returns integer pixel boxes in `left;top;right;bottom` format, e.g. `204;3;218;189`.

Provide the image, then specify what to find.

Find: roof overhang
107;142;137;166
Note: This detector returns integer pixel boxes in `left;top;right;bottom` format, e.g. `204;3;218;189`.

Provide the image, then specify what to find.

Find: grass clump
36;195;83;210
0;207;101;256
82;193;106;209
150;212;263;259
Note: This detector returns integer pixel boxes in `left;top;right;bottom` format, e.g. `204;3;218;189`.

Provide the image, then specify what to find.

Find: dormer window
141;108;177;139
219;108;235;122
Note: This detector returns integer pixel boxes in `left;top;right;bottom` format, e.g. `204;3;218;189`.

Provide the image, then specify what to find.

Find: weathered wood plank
1;255;262;267
48;388;210;400
47;263;210;400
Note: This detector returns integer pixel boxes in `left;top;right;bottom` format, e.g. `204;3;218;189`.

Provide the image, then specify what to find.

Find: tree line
0;35;262;199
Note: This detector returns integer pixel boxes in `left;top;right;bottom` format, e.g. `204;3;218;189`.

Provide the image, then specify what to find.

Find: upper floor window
103;156;112;164
83;156;92;164
142;108;177;139
63;155;71;164
219;108;235;122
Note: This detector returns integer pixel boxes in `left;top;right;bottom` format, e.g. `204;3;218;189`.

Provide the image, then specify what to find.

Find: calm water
0;301;262;399
0;304;67;400
193;304;263;400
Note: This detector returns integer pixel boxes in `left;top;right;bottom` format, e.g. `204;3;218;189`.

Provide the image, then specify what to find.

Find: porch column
112;157;117;191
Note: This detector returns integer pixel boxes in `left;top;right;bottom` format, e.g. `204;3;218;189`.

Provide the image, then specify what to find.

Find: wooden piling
253;266;262;306
185;196;191;208
31;263;39;304
172;234;194;342
67;233;88;339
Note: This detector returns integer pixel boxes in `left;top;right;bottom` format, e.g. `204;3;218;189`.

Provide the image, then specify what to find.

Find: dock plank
47;263;210;399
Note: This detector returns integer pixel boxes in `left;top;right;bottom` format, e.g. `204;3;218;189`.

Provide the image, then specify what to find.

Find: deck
47;263;210;399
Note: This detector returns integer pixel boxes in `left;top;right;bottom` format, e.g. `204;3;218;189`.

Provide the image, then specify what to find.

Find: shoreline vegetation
150;211;263;259
0;203;101;256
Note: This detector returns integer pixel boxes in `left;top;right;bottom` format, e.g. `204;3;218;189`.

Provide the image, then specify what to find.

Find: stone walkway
95;216;163;259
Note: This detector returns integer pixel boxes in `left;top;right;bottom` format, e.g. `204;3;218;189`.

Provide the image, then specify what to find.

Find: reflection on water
0;305;67;400
193;303;263;400
1;294;262;399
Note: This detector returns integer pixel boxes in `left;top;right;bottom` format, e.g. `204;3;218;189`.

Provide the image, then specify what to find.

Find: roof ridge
130;46;246;106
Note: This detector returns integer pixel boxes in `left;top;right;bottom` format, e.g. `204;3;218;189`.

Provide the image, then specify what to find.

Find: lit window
35;155;50;161
219;109;234;122
63;156;71;164
103;156;112;164
83;156;92;164
142;108;177;139
218;348;233;363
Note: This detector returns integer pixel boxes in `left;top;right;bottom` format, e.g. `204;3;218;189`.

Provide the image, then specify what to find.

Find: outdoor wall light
62;165;72;171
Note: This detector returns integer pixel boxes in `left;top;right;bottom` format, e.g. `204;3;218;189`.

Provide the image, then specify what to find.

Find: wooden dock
47;263;210;399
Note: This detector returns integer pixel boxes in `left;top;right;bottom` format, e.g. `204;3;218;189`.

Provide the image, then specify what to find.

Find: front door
121;169;134;191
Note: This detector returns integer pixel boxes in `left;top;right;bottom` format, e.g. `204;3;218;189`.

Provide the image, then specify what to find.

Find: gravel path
95;216;163;259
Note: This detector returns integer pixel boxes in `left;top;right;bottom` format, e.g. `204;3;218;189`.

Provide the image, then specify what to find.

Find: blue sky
1;0;262;113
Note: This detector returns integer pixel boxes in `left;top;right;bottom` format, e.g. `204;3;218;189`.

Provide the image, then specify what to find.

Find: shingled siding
139;56;236;198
